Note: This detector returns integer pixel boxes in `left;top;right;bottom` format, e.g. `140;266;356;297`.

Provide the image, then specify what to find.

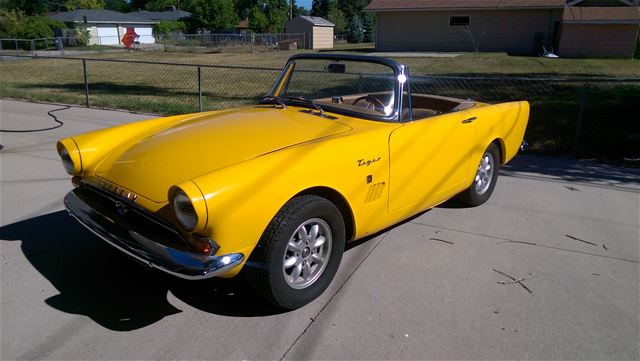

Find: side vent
365;182;386;203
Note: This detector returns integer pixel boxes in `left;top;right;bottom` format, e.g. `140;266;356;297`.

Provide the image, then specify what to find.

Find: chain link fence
0;33;307;56
0;54;638;160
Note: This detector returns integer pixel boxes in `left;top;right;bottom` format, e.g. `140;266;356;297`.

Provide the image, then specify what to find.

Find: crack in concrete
411;221;639;264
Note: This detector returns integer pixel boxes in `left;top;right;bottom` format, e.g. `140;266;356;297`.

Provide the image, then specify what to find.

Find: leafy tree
188;0;238;31
310;0;320;16
2;0;46;15
292;5;307;17
264;0;287;32
337;0;368;20
0;10;66;38
327;7;345;33
43;0;67;12
0;9;24;37
152;19;186;35
104;0;129;12
129;0;151;10
249;5;268;32
247;0;287;33
44;17;67;32
64;0;105;10
15;16;54;38
144;0;182;11
310;0;329;18
234;0;253;19
346;14;363;43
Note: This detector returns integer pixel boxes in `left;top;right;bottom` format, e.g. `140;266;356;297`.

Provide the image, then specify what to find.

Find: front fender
191;129;391;276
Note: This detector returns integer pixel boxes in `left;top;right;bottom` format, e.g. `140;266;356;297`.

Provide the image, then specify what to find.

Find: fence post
573;83;588;155
163;35;167;52
83;59;90;108
31;40;35;56
45;38;50;56
14;39;18;51
250;33;254;53
0;40;3;61
197;65;202;112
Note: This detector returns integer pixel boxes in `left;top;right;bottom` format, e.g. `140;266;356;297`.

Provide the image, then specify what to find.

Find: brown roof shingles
563;6;640;24
364;0;567;11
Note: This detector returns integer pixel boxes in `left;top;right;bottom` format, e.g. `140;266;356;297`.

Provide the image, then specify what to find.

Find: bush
152;20;186;36
44;18;67;32
15;16;53;39
73;25;91;46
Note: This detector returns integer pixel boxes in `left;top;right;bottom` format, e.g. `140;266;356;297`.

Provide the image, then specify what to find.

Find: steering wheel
352;95;385;113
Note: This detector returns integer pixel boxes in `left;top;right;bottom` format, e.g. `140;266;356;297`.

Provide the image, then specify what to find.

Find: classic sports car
59;54;529;309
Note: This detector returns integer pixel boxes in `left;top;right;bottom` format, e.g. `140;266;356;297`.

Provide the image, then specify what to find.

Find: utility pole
289;0;293;20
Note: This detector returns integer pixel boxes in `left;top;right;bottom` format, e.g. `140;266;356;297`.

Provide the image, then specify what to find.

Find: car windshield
268;57;400;120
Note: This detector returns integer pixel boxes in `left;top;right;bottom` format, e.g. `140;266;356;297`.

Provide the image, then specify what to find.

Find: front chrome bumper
64;189;244;280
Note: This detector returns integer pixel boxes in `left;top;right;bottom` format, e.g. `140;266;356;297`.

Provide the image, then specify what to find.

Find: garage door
96;26;119;45
134;27;155;44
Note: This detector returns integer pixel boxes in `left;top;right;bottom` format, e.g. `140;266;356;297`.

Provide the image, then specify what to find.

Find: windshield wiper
260;95;286;109
284;96;325;116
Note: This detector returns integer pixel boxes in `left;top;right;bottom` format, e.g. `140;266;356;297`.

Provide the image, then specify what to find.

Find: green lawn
1;48;638;162
52;45;640;77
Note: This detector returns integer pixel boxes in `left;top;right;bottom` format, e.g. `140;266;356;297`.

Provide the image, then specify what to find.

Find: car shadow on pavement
501;154;640;189
0;211;285;332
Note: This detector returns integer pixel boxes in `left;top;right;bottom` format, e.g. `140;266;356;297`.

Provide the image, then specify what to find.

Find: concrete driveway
1;99;638;360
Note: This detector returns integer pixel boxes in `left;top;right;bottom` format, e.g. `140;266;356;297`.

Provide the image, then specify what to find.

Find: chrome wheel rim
475;152;494;195
282;218;332;290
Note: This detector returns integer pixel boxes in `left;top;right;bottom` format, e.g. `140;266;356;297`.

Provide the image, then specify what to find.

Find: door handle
461;116;477;124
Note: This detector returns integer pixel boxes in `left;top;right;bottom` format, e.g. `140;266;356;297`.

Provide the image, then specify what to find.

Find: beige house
365;0;640;58
285;16;335;50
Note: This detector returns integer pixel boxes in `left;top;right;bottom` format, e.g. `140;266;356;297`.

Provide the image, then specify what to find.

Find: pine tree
346;14;363;43
362;11;373;42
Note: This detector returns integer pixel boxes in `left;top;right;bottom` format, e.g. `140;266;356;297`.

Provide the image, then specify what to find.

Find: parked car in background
58;54;529;309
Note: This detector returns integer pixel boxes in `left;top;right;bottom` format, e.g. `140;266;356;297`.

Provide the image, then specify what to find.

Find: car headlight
172;188;198;231
57;140;81;175
59;146;75;174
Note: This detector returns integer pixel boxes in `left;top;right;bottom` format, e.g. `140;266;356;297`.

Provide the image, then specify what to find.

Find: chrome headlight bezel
59;145;75;175
172;188;198;232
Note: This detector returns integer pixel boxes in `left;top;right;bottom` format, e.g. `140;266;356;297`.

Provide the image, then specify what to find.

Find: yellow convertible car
59;54;529;309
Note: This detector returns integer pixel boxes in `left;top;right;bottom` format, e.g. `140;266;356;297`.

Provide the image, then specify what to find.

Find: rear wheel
246;195;345;310
458;143;500;206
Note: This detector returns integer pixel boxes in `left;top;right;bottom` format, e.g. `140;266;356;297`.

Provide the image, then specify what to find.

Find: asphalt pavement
1;99;638;360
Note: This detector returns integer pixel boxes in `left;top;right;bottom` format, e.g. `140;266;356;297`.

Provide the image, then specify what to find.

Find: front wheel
457;143;500;206
245;195;345;310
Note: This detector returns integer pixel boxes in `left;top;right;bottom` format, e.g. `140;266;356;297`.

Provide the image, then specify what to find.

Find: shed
285;16;334;50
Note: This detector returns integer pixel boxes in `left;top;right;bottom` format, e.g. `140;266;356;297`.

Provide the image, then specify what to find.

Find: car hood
94;106;351;202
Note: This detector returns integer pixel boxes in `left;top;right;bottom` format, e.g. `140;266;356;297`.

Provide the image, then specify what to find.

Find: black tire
457;143;501;206
245;195;345;310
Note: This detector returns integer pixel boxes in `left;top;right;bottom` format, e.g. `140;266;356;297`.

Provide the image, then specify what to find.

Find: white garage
133;27;155;44
96;26;119;45
48;9;158;47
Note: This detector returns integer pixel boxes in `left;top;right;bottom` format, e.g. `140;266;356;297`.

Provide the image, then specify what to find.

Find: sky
297;0;313;10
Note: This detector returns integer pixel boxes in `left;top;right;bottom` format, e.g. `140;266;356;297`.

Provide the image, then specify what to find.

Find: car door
388;110;476;214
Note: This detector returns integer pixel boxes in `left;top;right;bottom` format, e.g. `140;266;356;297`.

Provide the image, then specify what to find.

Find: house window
449;16;470;26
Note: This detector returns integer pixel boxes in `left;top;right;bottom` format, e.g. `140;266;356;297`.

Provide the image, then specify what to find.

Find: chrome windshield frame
268;54;406;123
